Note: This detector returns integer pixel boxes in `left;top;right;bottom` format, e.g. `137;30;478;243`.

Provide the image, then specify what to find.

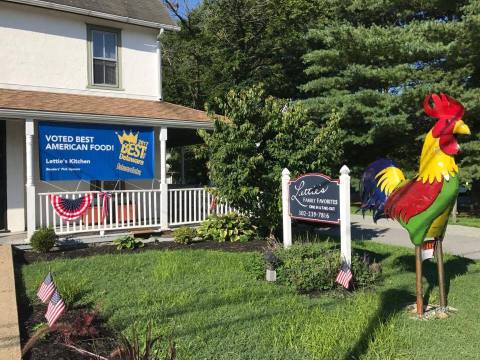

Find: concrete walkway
320;214;480;260
0;246;22;359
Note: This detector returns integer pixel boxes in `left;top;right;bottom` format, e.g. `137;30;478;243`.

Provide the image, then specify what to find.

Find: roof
0;89;212;128
4;0;179;30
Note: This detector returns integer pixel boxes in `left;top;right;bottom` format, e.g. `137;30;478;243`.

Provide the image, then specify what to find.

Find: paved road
319;214;480;260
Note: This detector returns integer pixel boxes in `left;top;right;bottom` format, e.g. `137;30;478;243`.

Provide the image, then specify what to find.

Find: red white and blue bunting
49;194;93;221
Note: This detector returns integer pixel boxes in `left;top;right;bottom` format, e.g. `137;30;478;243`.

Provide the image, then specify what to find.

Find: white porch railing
37;188;233;236
168;188;234;226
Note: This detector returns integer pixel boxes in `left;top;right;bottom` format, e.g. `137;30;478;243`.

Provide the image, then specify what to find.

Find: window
88;26;121;88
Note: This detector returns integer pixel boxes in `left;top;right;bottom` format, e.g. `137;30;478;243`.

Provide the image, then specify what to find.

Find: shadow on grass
343;288;414;360
297;222;390;243
393;255;474;304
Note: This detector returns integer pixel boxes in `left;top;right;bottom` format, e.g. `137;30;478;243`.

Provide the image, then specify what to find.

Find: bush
199;86;344;236
113;235;144;250
197;212;257;242
30;227;56;253
173;226;197;244
272;243;380;293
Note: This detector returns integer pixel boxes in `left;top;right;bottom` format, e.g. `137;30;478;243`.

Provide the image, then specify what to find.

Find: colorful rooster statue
361;93;471;317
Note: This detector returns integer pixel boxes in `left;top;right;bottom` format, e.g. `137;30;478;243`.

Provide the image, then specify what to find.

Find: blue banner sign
289;173;340;224
39;122;155;181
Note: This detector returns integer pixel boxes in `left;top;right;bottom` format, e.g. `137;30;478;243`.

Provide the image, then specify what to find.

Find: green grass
450;215;480;228
353;202;480;228
19;242;480;360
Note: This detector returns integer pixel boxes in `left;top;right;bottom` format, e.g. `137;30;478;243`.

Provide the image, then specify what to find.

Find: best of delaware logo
115;130;149;176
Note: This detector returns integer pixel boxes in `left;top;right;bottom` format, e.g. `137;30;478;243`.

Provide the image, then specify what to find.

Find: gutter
0;108;214;129
4;0;181;31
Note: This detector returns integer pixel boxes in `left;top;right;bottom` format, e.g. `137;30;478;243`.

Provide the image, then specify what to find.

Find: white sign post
281;166;351;265
282;168;292;248
339;165;351;266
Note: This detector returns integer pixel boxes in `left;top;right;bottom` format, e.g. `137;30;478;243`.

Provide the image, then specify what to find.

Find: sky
175;0;202;15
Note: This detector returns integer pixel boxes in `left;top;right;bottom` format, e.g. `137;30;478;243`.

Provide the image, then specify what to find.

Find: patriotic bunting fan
49;194;92;221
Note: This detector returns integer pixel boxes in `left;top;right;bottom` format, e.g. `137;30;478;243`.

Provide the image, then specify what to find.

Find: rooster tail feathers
360;159;406;222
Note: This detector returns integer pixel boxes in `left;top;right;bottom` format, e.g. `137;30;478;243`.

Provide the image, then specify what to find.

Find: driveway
319;214;480;260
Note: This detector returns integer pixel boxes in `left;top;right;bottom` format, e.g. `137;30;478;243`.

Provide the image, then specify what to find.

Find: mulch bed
15;239;268;265
21;305;116;360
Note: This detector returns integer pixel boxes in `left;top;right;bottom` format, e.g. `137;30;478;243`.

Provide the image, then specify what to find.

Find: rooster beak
453;119;471;135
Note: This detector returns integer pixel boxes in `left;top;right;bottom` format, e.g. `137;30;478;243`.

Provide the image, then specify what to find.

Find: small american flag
336;263;353;289
37;272;56;303
45;290;66;327
421;240;436;261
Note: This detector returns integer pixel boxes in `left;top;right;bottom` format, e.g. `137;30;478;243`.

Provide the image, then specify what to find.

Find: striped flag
37;272;56;303
422;240;436;261
336;263;353;289
45;290;66;327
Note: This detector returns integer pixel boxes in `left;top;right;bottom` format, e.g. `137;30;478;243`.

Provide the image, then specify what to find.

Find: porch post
180;146;186;184
25;118;36;239
160;127;168;229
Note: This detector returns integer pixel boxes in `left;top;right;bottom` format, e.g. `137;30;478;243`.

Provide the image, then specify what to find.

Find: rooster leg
415;245;424;318
435;238;447;311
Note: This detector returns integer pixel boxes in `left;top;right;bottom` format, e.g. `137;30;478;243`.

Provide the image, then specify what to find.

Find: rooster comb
423;93;464;120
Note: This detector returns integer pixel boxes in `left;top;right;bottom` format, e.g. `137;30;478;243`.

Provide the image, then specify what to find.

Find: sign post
339;165;351;266
282;166;351;264
282;168;292;248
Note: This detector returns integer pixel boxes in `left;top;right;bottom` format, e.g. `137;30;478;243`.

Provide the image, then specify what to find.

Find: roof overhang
4;0;181;31
0;108;213;129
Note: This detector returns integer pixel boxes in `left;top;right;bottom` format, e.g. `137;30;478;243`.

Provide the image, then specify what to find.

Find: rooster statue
360;93;471;318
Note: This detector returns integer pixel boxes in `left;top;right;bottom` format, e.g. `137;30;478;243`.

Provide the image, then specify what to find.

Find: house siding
0;1;160;100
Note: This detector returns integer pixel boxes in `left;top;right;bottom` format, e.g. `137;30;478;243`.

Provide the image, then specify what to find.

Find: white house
0;0;226;239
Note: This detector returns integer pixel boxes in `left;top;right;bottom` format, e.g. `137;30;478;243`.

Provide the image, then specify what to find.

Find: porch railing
168;188;233;226
37;188;233;236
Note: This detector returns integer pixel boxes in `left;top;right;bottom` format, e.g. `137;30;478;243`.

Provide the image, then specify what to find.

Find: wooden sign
282;166;351;265
288;174;340;224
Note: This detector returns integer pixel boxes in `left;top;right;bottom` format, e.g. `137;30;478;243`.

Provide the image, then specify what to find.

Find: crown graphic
117;130;139;144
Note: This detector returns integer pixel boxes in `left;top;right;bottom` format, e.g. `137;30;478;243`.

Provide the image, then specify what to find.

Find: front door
0;121;6;230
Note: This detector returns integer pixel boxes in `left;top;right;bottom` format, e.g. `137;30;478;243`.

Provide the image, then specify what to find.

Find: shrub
273;243;380;292
58;310;100;344
197;212;257;242
199;86;344;236
113;235;144;250
30;227;56;253
173;226;197;244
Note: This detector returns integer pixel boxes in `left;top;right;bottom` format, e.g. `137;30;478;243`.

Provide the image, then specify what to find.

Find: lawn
450;215;480;228
19;242;480;360
352;203;480;228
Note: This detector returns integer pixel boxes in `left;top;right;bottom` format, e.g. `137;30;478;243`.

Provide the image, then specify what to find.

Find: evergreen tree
301;0;479;183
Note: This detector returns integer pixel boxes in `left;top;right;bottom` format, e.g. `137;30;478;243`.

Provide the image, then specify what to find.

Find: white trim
4;0;181;31
0;109;214;129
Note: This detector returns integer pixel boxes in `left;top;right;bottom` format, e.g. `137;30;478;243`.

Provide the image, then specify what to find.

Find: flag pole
415;245;424;318
436;238;447;310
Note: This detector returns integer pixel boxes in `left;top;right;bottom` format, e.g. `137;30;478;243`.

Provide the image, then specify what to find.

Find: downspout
157;28;165;101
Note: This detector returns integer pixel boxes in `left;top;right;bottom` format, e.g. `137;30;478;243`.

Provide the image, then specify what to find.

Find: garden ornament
360;93;471;318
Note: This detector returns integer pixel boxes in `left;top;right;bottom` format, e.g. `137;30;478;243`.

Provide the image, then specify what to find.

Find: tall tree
301;0;479;183
162;0;325;109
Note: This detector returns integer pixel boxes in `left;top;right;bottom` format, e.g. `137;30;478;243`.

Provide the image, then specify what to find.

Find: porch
0;89;228;241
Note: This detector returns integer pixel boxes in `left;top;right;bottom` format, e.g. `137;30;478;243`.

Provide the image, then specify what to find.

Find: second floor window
88;26;121;88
